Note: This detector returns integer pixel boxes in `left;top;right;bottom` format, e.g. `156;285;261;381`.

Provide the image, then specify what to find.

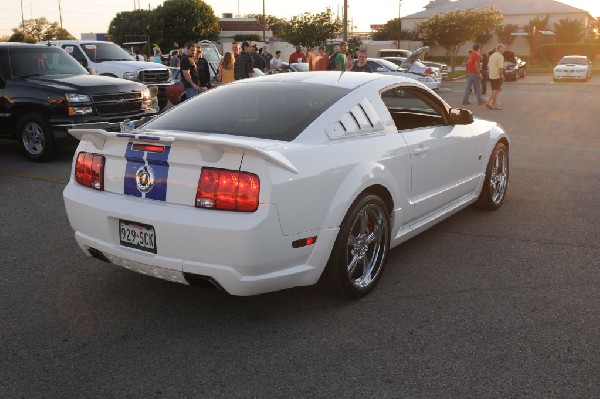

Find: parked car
553;55;592;82
366;57;441;90
502;50;527;81
0;43;155;161
63;72;509;298
43;40;177;109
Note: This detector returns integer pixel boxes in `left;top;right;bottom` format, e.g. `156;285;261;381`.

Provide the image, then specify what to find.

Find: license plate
119;219;156;253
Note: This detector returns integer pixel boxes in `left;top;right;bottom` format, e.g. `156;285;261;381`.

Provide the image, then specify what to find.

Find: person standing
217;51;235;84
335;41;348;71
194;46;211;91
486;44;506;110
231;42;240;59
462;44;485;105
180;44;202;99
351;50;372;72
261;46;273;69
481;51;490;96
234;41;254;80
314;46;329;71
169;50;180;68
251;45;266;72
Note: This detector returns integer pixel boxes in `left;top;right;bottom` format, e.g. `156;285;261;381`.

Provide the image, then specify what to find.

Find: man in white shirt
270;50;283;70
485;43;506;110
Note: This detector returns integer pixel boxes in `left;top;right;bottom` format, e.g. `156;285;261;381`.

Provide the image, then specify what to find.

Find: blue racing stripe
145;146;170;201
123;142;171;201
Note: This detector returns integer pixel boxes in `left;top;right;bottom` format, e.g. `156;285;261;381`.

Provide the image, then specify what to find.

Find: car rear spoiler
68;128;299;174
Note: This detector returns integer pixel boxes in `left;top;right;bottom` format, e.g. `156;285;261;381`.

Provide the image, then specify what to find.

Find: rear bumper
63;183;337;295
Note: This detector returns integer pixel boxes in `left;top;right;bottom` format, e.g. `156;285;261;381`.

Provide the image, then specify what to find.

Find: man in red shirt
462;44;485;105
288;46;306;64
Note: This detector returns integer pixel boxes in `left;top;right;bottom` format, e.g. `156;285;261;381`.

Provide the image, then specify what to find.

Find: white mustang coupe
63;72;509;298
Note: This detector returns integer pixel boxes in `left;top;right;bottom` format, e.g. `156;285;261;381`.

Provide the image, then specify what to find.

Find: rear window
144;81;351;141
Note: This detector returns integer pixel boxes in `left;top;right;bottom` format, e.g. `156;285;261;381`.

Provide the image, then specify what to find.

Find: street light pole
342;0;348;42
397;0;403;49
262;0;266;43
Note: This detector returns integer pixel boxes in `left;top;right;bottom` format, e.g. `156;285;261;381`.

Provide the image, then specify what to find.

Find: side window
63;45;87;67
367;61;383;72
380;86;447;131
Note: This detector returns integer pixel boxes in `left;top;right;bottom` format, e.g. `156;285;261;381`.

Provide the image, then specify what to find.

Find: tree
494;24;518;47
280;9;342;50
554;18;584;43
155;0;220;50
372;18;417;46
525;15;550;59
108;9;155;47
475;29;493;51
9;17;75;43
245;14;287;36
417;7;503;71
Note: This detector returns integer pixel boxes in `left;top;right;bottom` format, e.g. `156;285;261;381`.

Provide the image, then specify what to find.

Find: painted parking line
0;169;62;182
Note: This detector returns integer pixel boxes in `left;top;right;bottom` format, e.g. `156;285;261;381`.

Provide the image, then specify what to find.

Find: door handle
413;146;429;155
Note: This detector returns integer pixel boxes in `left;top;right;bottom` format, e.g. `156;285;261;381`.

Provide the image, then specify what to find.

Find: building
401;0;595;56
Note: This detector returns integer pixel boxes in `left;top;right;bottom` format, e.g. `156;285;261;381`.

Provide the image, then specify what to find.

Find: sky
1;0;598;39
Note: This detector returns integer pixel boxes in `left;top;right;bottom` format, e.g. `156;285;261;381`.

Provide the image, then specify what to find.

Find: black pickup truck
0;43;156;161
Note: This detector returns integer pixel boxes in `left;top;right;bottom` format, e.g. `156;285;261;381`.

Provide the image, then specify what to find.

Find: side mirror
450;108;474;125
86;67;97;75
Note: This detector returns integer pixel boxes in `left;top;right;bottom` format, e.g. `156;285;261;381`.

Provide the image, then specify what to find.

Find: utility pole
21;0;26;42
262;0;266;43
58;0;63;29
342;0;348;42
397;0;403;49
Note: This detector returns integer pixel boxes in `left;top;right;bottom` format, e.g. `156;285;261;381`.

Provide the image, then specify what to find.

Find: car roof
561;55;587;59
0;42;56;48
235;71;399;90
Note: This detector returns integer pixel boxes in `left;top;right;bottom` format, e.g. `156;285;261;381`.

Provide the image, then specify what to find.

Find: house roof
406;0;590;19
219;18;265;32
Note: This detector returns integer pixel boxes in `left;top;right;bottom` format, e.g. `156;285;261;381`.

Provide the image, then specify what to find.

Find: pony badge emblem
136;165;155;194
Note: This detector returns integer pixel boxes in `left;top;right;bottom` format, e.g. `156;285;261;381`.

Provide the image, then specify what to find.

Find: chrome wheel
490;146;508;205
346;202;389;289
22;121;46;155
324;195;390;298
475;142;509;210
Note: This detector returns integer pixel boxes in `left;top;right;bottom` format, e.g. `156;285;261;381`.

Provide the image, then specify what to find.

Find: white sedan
63;72;509;298
553;55;592;81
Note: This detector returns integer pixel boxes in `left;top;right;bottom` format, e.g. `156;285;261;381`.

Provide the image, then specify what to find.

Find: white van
42;40;176;108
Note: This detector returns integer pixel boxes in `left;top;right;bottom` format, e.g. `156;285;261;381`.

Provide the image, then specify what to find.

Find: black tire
521;68;526;79
323;194;390;298
475;142;509;210
17;113;58;162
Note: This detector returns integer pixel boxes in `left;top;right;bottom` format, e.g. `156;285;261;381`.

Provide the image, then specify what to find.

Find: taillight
75;152;105;190
196;168;260;212
424;68;433;74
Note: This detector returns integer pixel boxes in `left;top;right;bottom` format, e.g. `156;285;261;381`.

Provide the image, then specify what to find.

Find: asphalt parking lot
1;74;599;398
